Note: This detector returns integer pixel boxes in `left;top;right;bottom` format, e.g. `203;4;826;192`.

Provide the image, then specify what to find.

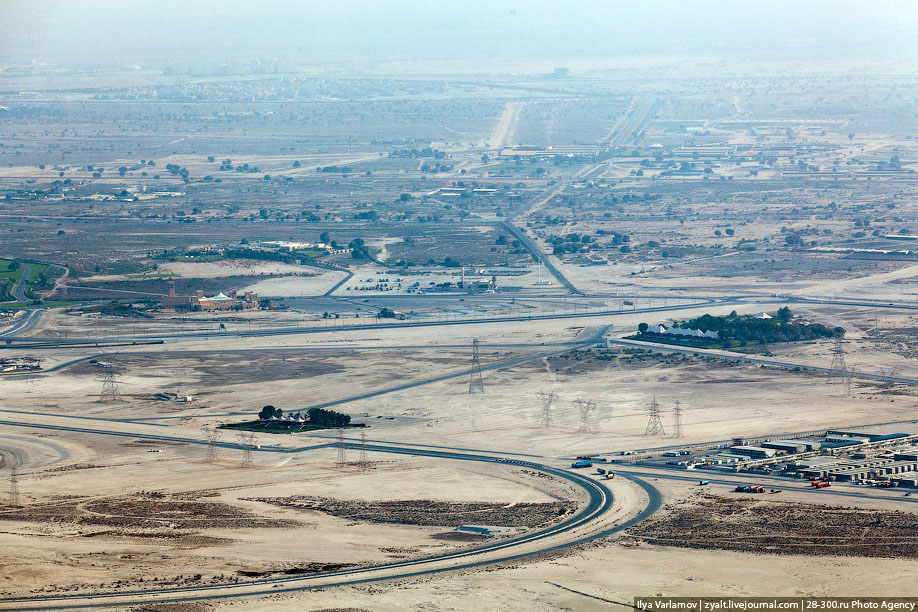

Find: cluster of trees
495;235;521;249
640;308;843;345
164;163;190;183
258;406;351;427
549;233;592;255
258;405;283;419
221;161;261;174
349;238;371;260
420;162;453;173
306;407;351;427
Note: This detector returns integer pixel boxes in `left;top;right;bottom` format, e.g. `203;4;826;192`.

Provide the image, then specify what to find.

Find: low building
761;440;808;454
729;445;776;459
653;325;719;340
161;281;258;312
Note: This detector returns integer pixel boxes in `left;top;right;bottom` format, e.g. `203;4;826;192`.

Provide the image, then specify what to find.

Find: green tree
307;407;351;427
259;405;282;419
638;322;649;334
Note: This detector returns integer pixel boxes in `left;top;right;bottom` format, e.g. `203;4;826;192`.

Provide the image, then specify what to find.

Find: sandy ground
8;279;918;605
241;269;350;297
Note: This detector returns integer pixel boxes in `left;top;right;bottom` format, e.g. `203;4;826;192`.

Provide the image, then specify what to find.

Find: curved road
0;435;661;611
11;263;31;302
0;309;42;338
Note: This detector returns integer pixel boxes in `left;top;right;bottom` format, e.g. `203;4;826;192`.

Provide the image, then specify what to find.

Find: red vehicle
812;480;830;488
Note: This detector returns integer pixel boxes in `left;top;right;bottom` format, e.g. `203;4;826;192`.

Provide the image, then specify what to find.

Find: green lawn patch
219;420;365;435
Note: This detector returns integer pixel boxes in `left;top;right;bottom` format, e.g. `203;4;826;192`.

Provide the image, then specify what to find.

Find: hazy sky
2;0;918;69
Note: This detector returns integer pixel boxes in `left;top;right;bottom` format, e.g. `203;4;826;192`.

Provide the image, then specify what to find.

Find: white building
658;325;719;340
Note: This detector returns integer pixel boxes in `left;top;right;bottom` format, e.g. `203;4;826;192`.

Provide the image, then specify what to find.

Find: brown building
161;281;258;312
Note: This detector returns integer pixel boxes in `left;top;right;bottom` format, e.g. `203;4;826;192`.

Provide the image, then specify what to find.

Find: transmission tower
537;390;558;428
672;400;684;439
574;399;596;434
644;396;666;436
9;464;19;508
358;432;369;470
99;356;119;402
201;427;221;463
827;335;852;395
468;339;485;394
237;431;256;467
336;429;348;468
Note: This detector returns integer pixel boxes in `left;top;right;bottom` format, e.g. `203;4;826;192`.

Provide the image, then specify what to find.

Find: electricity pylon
644;396;665;436
469;339;485;393
537;390;558;428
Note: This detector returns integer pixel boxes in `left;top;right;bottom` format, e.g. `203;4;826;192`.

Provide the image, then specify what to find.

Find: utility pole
202;427;221;463
672;400;684;439
644;396;665;436
469;338;485;393
99;354;119;402
336;429;348;468
9;463;19;508
537;390;558;428
237;431;256;468
358;432;368;470
828;335;852;395
574;399;596;435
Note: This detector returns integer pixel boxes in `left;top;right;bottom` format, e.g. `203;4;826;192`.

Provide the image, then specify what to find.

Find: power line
644;396;665;436
574;399;596;435
201;427;221;463
99;354;119;402
672;400;684;439
336;429;348;468
537;390;558;428
468;338;484;394
9;463;19;508
358;432;369;470
237;431;256;467
828;335;852;395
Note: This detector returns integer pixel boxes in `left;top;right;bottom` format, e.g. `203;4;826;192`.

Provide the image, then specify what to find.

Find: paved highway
0;308;42;338
606;337;918;387
10;263;31;302
501;219;582;295
0;296;727;349
0;427;661;610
